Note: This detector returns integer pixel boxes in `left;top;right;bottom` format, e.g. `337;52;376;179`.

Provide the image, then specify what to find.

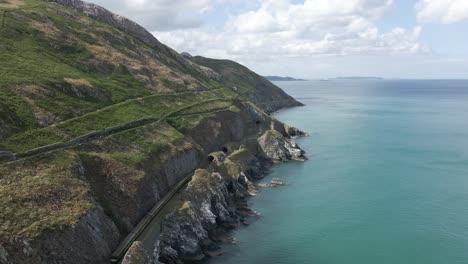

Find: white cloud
89;0;213;31
416;0;468;24
86;0;432;77
154;0;425;61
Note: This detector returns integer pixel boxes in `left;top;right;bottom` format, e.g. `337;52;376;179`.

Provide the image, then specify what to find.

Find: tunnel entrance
208;155;215;162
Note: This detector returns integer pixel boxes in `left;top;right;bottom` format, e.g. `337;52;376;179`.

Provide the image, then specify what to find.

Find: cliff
0;1;306;263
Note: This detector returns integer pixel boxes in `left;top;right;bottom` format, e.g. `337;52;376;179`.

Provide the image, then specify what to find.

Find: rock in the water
284;125;309;137
271;178;285;186
205;248;224;257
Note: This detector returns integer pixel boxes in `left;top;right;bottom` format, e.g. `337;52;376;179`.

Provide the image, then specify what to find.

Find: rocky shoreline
122;122;307;264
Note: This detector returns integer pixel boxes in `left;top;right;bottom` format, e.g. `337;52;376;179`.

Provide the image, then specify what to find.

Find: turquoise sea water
208;80;468;264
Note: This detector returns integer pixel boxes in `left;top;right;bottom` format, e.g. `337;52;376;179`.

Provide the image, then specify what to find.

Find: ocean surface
207;80;468;264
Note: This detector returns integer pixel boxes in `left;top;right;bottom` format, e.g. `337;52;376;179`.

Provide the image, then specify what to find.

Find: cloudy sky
89;0;468;79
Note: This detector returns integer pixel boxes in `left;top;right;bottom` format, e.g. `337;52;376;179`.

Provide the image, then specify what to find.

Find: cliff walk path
0;91;236;262
0;92;237;262
0;90;236;164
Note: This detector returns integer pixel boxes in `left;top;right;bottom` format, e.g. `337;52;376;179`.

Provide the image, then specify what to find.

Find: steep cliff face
155;129;306;263
0;99;306;264
121;126;305;264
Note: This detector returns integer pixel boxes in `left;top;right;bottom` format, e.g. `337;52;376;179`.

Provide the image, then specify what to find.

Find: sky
88;0;468;79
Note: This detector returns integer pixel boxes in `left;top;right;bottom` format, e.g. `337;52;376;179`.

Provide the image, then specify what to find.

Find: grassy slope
0;150;93;242
190;56;302;112
0;0;298;247
0;0;234;243
0;0;222;142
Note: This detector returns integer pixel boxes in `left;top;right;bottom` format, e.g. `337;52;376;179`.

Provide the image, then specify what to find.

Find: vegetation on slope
190;56;302;112
0;0;222;141
0;0;302;257
0;150;93;241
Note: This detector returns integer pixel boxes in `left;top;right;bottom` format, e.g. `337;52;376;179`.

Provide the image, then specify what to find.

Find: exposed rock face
158;170;232;263
157;166;255;263
61;78;110;102
1;207;120;264
180;52;193;59
154;124;306;263
285;124;309;137
121;241;152;264
46;0;165;50
163;149;199;187
258;130;306;163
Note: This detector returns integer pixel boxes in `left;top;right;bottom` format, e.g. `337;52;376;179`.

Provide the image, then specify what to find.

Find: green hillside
0;1;303;263
190;56;303;113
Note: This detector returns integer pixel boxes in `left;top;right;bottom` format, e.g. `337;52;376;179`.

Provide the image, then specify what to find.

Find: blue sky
90;0;468;79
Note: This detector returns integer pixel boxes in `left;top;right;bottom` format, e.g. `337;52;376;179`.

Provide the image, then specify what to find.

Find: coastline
121;102;308;264
0;1;308;263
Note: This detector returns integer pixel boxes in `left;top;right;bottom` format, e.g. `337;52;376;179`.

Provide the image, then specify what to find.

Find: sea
206;79;468;264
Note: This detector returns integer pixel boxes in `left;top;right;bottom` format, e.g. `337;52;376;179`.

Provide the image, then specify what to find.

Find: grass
0;1;235;142
167;114;214;132
0;0;284;255
0;150;93;241
222;147;251;177
228;146;250;161
0;90;228;152
189;169;213;190
0;2;245;152
166;97;240;132
0;2;150;137
191;56;299;111
98;121;186;166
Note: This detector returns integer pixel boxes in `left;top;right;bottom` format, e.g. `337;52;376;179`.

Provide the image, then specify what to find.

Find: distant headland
264;76;307;81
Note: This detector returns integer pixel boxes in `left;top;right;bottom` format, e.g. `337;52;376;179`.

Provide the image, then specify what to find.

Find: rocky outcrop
285;124;309;137
154;123;306;263
157;165;258;263
158;170;233;263
46;0;165;51
258;130;306;163
0;100;306;264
